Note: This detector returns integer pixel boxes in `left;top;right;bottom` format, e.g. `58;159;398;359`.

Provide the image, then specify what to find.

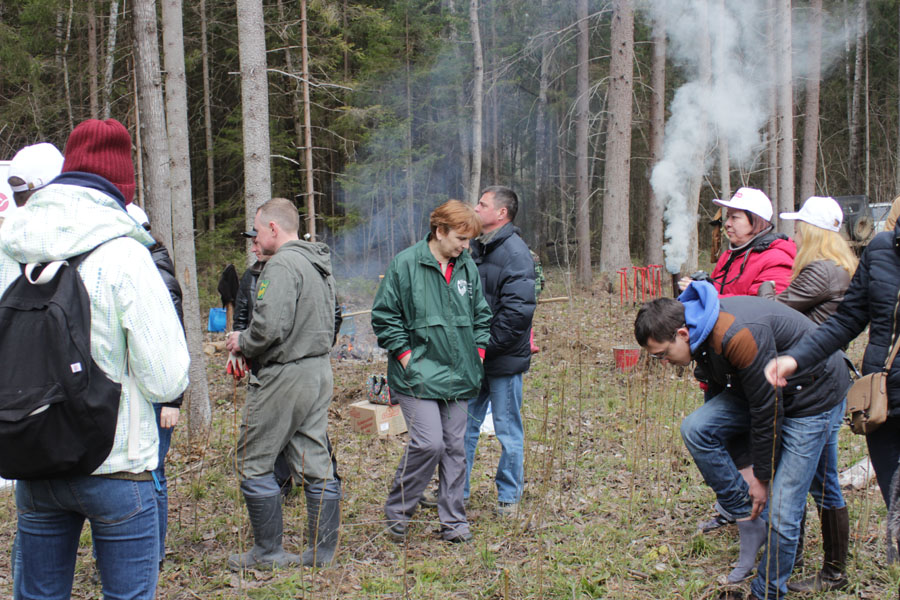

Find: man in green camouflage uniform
225;198;341;569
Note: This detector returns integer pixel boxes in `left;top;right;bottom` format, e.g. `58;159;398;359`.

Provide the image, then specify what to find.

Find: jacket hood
52;172;128;209
678;281;721;352
280;240;333;278
0;181;153;263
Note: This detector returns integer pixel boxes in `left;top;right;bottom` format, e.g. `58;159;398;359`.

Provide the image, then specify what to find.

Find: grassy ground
1;269;898;598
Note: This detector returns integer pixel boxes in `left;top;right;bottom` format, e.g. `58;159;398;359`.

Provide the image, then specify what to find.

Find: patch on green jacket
257;279;269;300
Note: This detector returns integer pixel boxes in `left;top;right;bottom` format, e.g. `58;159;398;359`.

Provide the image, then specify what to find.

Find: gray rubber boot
727;518;767;583
302;478;341;567
228;492;301;571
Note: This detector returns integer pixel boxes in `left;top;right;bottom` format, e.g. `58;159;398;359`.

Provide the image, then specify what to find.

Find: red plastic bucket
613;345;641;371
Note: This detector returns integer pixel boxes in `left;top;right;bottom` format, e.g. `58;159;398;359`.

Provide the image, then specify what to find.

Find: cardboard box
348;400;407;436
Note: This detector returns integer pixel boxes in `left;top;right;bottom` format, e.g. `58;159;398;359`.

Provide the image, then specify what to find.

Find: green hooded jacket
372;237;492;400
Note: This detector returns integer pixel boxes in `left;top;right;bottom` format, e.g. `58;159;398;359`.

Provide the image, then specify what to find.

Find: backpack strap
22;245;106;286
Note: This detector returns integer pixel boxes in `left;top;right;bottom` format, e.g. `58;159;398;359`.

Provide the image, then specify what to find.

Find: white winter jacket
0;181;190;475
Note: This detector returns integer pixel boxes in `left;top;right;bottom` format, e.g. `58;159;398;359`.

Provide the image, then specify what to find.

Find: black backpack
0;246;122;480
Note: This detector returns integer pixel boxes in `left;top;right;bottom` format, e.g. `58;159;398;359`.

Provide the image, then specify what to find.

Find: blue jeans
750;400;845;599
153;404;174;564
681;390;844;598
809;399;847;511
464;373;524;504
14;476;159;600
680;391;754;519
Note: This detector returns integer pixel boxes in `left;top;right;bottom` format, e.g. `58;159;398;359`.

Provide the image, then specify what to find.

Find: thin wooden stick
340;296;570;319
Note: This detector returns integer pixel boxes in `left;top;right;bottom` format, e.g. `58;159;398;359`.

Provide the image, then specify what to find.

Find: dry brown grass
0;269;897;599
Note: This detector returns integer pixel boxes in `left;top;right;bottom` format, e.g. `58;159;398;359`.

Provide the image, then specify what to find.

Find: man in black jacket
635;282;849;599
233;229;267;333
464;186;536;516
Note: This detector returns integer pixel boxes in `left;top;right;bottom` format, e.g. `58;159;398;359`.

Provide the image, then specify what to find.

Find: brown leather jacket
757;259;852;325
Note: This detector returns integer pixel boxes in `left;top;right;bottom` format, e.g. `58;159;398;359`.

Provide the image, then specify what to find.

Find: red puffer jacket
709;232;796;297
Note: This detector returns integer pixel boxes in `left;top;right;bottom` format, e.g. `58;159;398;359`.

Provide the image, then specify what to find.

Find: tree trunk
300;0;316;239
200;0;215;231
276;0;304;229
535;0;552;260
88;0;99;119
468;0;484;204
713;0;729;205
490;0;499;184
161;0;211;437
766;0;778;206
800;0;823;202
133;0;174;250
103;0;119;121
236;0;272;244
599;0;633;273
645;17;666;267
447;0;470;198
405;8;416;247
574;0;591;286
132;58;144;207
685;0;711;274
776;0;794;235
848;0;865;194
61;0;74;132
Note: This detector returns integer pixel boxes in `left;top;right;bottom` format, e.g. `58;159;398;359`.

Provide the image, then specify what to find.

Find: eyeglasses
649;328;685;361
649;347;669;361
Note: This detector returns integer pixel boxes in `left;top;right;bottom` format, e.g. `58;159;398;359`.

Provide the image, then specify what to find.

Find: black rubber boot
787;506;849;592
227;493;301;571
302;494;341;567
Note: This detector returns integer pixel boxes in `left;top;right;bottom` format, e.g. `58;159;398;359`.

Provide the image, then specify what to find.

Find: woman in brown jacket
759;196;858;592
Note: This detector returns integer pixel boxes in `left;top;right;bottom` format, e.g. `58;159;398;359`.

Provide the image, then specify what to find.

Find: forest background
0;0;896;431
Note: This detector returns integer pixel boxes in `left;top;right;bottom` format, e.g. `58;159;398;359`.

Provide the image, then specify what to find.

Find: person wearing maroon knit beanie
62;118;136;205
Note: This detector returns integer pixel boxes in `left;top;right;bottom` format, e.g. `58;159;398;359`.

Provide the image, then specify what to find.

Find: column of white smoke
640;0;849;274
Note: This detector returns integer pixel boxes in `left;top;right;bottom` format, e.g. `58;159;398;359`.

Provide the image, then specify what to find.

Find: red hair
429;199;482;238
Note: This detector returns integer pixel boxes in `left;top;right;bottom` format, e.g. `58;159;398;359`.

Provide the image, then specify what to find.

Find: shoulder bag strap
884;287;900;373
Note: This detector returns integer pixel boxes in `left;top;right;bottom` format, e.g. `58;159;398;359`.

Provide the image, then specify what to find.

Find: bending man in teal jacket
225;197;341;569
372;199;492;543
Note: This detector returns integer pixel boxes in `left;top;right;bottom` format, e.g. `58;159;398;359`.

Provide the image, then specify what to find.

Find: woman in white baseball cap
759;195;857;593
679;187;796;297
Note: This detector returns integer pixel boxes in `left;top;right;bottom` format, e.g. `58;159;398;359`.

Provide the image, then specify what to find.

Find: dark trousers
866;415;900;510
